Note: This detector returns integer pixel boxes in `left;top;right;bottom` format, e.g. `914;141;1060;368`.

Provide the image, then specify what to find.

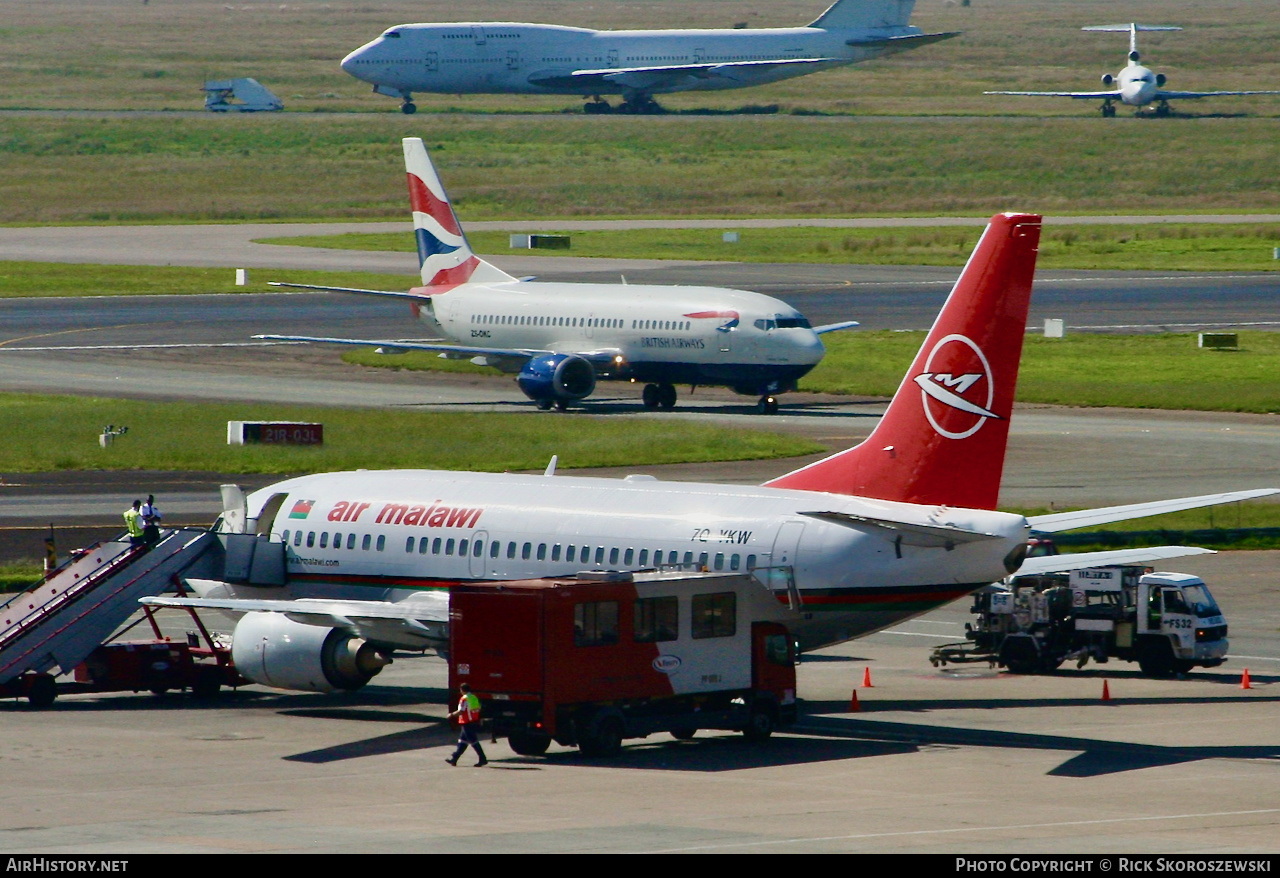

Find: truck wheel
191;666;222;700
742;703;776;742
671;728;697;741
1138;639;1176;678
508;731;551;756
591;717;624;757
28;674;57;708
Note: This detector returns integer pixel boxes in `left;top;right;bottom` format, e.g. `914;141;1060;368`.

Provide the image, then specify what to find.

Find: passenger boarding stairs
0;528;221;686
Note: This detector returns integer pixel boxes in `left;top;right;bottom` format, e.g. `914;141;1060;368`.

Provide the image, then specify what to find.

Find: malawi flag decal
288;499;315;519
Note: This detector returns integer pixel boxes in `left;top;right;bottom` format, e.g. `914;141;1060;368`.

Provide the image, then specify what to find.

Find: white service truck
931;566;1229;677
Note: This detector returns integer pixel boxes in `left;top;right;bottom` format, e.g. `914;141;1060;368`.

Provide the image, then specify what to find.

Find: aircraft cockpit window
754;318;776;331
775;316;811;329
384;30;402;38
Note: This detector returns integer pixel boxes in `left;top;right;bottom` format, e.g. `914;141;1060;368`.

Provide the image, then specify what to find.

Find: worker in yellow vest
123;500;145;547
445;682;488;767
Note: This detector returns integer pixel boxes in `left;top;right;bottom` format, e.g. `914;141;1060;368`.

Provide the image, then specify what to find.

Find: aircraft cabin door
425;51;439;73
471;25;487;45
718;324;733;353
768;520;805;608
470;530;488;578
607;49;619;68
506;50;520;70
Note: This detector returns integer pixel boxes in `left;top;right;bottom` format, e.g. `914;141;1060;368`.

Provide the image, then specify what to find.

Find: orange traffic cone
1101;680;1112;702
862;667;874;688
848;690;861;712
1241;669;1252;690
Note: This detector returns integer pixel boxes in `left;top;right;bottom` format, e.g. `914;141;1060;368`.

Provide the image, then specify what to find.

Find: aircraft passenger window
507;541;516;559
537;543;546;561
347;534;356;550
624;548;634;565
405;537;413;553
746;554;756;569
608;548;619;565
420;538;429;555
683;552;693;565
635;596;678;643
566;545;576;562
551;544;561;561
446;538;455;556
594;547;605;565
282;529;290;544
459;539;468;556
433;537;442;554
376;535;385;552
362;534;371;551
306;532;315;548
715;553;725;571
472;540;482;557
574;600;619;647
639;549;649;566
731;554;740;571
490;540;499;558
320;533;329;549
522;542;532;560
698;552;709;569
333;532;342;549
692;592;736;639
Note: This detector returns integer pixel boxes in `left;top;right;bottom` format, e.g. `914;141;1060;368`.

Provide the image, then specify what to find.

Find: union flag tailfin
764;213;1042;509
402;137;514;288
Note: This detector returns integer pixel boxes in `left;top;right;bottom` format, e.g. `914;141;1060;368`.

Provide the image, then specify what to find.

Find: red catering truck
448;570;797;757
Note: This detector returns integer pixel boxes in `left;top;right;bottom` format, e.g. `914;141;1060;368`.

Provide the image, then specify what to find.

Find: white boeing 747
340;0;957;114
264;138;855;414
150;213;1276;696
986;24;1280;117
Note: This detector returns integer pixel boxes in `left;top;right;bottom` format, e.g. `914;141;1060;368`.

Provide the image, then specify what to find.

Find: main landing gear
1100;100;1116;117
641;383;677;410
400;99;417;115
756;395;780;415
582;95;666;115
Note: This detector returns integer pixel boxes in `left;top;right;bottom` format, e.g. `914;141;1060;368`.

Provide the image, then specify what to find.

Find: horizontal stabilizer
984;90;1121;100
1013;546;1213;577
1028;488;1279;534
268;282;433;300
849;32;960;53
142;594;450;623
798;510;1005;548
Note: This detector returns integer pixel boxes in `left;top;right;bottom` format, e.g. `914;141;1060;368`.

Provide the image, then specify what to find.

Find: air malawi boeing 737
265;138;855;414
150;213;1276;695
340;0;957;114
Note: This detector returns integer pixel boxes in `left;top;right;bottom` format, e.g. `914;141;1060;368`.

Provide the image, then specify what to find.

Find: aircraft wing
813;320;860;335
1027;488;1279;534
1013;546;1214;577
141;594;449;650
1155;90;1280;100
253;333;623;367
799;510;1005;548
531;57;842;91
985;90;1122;99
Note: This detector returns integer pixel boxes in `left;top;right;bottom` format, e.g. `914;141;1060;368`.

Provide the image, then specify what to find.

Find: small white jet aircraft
150;212;1276;695
340;0;957;114
265;138;855;414
987;24;1280;117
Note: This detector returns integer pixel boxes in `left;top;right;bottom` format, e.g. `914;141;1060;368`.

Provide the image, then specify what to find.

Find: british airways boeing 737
340;0;957;114
151;213;1276;696
264;138;855;414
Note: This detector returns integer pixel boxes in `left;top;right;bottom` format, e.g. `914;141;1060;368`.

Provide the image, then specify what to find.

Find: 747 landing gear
641;383;677;410
1100;101;1116;117
756;395;779;415
400;100;417;115
584;97;612;114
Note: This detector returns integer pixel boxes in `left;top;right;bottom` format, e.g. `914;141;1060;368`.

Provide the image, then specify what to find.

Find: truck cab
1131;571;1229;676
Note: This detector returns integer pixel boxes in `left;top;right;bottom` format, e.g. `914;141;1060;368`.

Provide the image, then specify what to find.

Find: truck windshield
1180;584;1222;618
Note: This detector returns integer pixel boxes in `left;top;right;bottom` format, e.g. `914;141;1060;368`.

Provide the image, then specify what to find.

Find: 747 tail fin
403;137;514;288
765;212;1042;509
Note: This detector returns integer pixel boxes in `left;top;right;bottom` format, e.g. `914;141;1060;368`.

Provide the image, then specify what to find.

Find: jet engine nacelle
231;612;390;693
1101;73;1115;86
1155;73;1167;87
516;353;596;402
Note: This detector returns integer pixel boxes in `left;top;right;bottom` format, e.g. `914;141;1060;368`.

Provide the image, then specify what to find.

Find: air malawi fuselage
231;470;1030;651
342;23;899;96
419;280;825;392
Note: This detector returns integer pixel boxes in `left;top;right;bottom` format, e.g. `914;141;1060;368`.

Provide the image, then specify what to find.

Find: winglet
764;213;1042;509
402;137;514;288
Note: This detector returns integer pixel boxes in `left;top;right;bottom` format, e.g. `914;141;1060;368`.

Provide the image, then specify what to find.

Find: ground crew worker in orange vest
446;682;488;767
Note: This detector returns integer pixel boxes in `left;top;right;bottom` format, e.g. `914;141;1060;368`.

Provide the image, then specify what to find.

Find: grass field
0;393;821;473
3;1;1280;223
262;224;1280;271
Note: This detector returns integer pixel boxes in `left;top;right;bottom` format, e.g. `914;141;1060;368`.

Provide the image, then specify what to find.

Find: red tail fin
765;213;1042;509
